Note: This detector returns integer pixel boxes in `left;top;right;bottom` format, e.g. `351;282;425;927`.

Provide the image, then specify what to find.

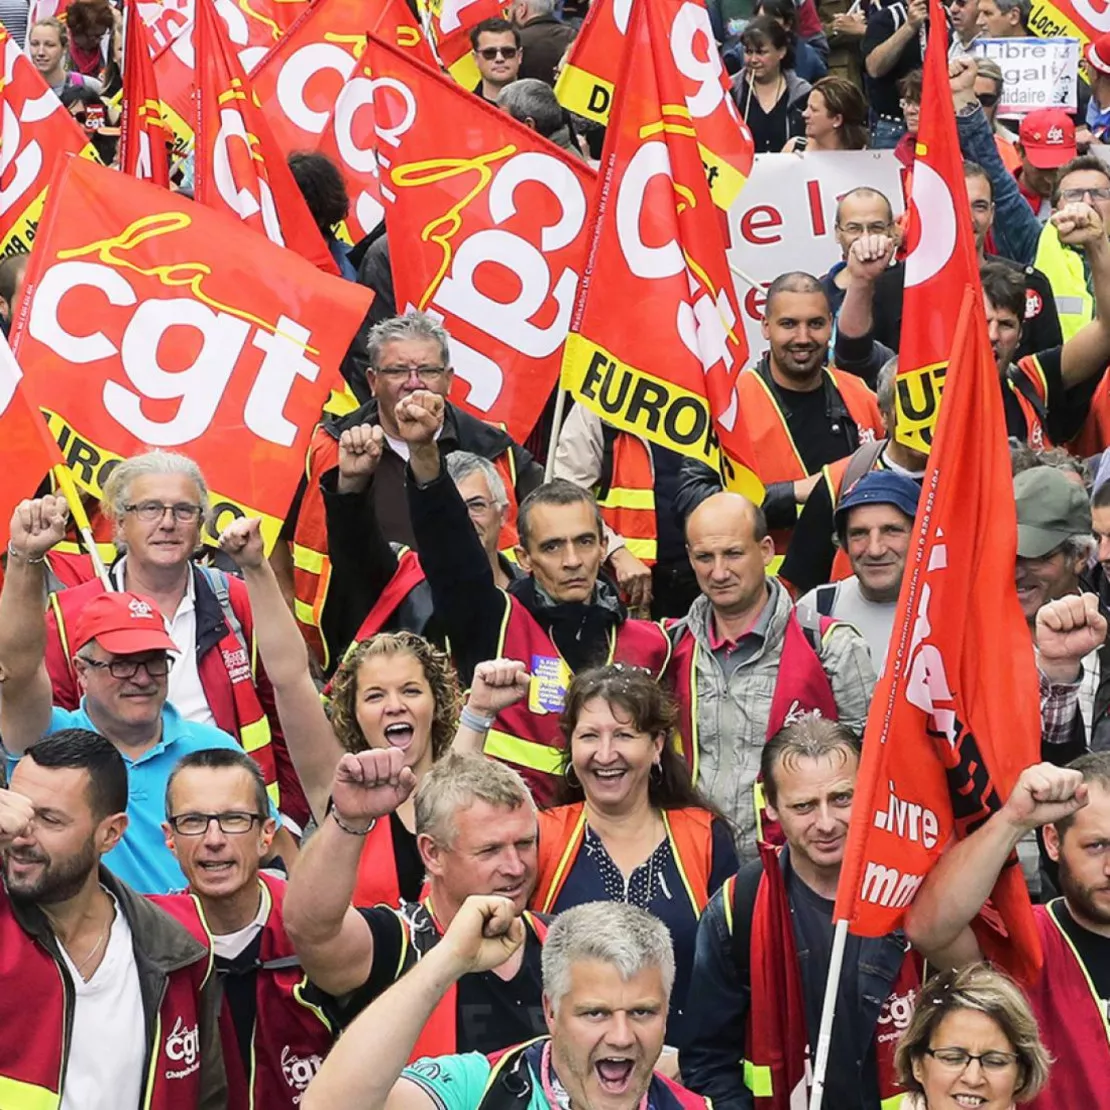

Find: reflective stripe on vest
743;1060;772;1097
597;433;658;566
0;1077;60;1110
484;728;566;776
1033;224;1093;342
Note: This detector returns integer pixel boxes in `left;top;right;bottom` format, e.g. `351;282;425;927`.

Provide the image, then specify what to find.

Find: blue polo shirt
5;701;262;895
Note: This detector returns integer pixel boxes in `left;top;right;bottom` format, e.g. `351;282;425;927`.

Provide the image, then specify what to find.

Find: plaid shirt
1040;668;1083;748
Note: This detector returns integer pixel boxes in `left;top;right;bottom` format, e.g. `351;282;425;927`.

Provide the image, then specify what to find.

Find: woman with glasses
454;660;736;1046
732;17;811;153
893;963;1050;1108
219;515;461;909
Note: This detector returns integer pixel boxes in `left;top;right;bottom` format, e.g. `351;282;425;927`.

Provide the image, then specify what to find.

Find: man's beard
2;839;97;905
1058;851;1110;928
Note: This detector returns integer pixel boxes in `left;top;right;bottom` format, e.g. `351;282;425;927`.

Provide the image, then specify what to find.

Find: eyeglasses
124;501;204;523
464;496;496;516
836;222;892;235
1059;187;1110;203
478;45;518;59
79;654;173;680
375;364;448;381
168;811;265;836
923;1048;1020;1071
977;91;1000;107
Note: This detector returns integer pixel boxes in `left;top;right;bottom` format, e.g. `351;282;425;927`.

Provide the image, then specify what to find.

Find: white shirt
383;425;442;462
113;559;214;726
798;577;898;674
211;886;269;960
59;892;145;1110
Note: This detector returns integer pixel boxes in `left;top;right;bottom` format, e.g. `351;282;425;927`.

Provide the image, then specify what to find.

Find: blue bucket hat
834;471;921;542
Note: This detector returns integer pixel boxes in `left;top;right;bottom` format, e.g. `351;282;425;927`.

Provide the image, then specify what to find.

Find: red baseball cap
1087;31;1110;76
72;592;178;656
1019;109;1077;169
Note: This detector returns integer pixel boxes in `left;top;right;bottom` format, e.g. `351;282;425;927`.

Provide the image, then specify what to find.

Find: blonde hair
101;451;211;526
414;751;534;844
894;963;1051;1101
328;632;460;758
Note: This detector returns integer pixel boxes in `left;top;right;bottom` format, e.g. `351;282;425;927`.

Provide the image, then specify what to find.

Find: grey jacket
670;580;876;859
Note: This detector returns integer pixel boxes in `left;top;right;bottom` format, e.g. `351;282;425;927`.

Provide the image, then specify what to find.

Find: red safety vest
151;873;336;1110
1024;901;1110;1109
532;802;713;914
1070;371;1110;457
352;816;406;909
735;845;917;1110
291;426;521;669
44;574;282;809
0;883;214;1110
597;432;657;566
1006;356;1053;450
665;609;840;843
394;899;548;1063
487;595;672;804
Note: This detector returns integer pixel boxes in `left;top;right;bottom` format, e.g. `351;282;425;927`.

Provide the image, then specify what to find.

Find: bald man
664;493;876;859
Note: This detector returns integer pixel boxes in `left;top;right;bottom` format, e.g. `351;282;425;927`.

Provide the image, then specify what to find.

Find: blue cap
834;470;921;539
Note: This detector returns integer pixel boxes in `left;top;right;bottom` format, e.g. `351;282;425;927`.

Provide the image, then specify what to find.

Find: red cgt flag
120;0;171;187
559;0;762;500
364;35;598;442
0;28;97;255
555;0;752;210
193;0;337;273
10;157;372;553
893;0;982;454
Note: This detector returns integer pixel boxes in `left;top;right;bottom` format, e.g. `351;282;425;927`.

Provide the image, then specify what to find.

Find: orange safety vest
597;431;657;566
486;595;672;805
1006;355;1053;450
352;815;405;909
532;802;714;914
291;426;521;670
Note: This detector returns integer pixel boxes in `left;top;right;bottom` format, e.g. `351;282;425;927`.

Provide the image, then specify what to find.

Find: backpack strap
792;603;836;653
1006;364;1049;431
811;584;839;618
837;438;887;501
726;863;764;986
197;565;251;661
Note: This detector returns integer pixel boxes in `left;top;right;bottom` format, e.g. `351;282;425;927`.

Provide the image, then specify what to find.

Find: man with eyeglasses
819;186;898;321
281;311;542;674
34;450;306;830
0;496;283;894
153;747;339;1108
904;747;1110;1107
471;18;522;104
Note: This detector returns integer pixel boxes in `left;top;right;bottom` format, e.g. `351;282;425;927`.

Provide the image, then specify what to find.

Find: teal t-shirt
402;1054;547;1110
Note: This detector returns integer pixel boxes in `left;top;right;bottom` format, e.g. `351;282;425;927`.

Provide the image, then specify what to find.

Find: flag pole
729;262;763;292
52;465;112;589
544;388;570;481
807;918;850;1110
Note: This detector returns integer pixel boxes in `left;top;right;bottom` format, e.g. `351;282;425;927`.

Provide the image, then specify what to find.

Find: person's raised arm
283;748;416;995
834;233;897;387
1056;203;1110;387
904;762;1088;968
0;498;68;755
452;659;531;755
217;517;343;823
863;1;922;79
302;895;525;1110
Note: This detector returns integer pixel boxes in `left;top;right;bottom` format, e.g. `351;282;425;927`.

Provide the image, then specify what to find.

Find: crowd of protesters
3;0;1110;1108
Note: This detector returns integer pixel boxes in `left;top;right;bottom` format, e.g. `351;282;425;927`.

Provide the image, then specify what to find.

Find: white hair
445;451;509;510
541;902;675;1014
101;451;210;525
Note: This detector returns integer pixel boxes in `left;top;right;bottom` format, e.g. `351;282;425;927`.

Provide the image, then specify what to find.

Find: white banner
726;150;906;361
972;36;1079;115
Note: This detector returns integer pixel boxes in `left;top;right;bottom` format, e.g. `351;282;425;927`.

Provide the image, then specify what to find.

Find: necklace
68;906;112;979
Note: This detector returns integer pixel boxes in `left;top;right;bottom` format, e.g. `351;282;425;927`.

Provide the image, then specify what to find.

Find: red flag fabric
193;0;338;273
0;28;97;255
559;0;762;500
11;157;372;553
893;0;982;454
555;0;753;210
0;335;64;552
417;0;503;88
831;0;1042;987
364;35;597;441
120;0;171;186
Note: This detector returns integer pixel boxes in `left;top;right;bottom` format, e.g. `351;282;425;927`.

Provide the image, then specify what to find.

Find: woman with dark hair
732;16;810;153
454;659;736;1044
784;74;869;152
288;151;358;279
60;83;118;164
754;0;827;83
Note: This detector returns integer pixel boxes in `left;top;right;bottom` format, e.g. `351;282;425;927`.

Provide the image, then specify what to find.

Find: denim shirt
679;850;909;1110
956;104;1041;266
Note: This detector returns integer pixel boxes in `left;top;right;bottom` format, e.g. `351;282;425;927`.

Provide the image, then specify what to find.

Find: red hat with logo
1019;108;1077;169
72;592;178;655
1087;31;1110;76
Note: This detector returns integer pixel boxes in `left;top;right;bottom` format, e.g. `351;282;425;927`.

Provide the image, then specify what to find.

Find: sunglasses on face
977;91;1000;107
478;45;518;59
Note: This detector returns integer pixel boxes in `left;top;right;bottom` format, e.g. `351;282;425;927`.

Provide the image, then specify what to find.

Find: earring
564;764;581;788
650;761;663;783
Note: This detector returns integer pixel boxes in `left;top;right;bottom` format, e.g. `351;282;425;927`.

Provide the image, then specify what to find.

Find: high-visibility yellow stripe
742;1060;772;1097
484;729;565;775
768;555;785;578
722;875;735;935
141;1011;162;1109
292;545;325;574
880;1096;903;1109
239;718;271;754
293;598;317;625
52;539;117;562
662;811;700;915
598;487;655;510
621;538;658;561
754;780;767;844
266;781;280;806
0;1076;60;1110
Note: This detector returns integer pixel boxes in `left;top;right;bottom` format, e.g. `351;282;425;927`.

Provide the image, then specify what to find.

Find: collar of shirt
112;556;195;623
707;585;774;653
78;697;188;765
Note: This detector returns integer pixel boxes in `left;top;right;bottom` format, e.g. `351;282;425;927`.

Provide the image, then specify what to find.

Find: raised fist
7;496;68;561
218;517;265;570
1036;594;1107;683
330;747;418;827
468;659;531;716
338;424;385;494
395;390;445;447
1052;202;1105;249
0;789;34;847
1002;762;1088;833
438;894;526;975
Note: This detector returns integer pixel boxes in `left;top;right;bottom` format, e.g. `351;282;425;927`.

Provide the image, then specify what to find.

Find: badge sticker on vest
529;655;571;714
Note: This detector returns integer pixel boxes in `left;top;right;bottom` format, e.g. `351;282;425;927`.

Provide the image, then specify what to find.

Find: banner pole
807;917;850;1110
729;262;764;292
544;388;569;482
52;466;112;589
